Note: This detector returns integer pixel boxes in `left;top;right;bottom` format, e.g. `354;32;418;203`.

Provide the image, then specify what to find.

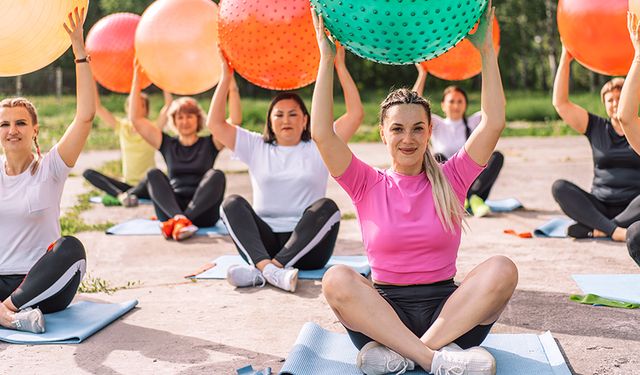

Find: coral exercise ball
558;0;633;76
86;13;152;93
310;0;488;65
0;0;88;76
423;17;500;81
218;0;319;90
135;0;221;95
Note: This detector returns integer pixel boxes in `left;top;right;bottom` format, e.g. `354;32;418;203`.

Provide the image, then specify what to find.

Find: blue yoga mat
485;198;523;213
534;217;575;238
192;255;370;280
106;218;228;236
573;274;640;304
89;196;153;205
0;300;137;344
280;323;571;375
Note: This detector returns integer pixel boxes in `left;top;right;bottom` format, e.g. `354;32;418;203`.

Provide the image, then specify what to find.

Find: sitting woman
613;11;640;266
311;6;516;375
208;44;363;292
83;84;172;207
552;43;640;242
412;65;504;217
0;8;93;333
129;63;241;241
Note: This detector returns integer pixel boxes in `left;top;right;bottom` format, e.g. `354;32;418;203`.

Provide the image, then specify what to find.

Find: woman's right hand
311;7;336;61
218;49;234;81
560;45;573;63
628;12;640;54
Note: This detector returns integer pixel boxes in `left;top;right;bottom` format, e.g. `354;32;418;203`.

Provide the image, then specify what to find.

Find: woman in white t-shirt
412;65;505;217
0;8;94;333
207;45;363;293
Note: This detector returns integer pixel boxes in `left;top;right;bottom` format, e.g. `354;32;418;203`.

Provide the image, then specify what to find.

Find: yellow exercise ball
0;0;88;77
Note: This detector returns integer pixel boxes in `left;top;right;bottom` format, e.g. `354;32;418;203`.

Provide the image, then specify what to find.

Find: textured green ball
311;0;488;65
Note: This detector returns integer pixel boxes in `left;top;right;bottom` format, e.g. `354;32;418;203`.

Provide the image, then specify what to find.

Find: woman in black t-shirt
129;63;242;241
551;45;640;244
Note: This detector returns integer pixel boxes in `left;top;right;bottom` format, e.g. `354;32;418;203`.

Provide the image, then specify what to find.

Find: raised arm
552;46;588;134
412;63;428;97
228;74;243;126
617;11;640;154
94;83;117;129
206;52;238;151
463;3;506;166
310;9;353;177
57;8;96;168
155;90;173;130
333;43;364;142
128;61;162;149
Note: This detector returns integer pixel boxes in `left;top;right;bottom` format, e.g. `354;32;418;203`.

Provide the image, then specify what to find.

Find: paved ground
2;136;639;375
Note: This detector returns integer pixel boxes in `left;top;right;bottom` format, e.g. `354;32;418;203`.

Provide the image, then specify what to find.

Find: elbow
353;106;365;126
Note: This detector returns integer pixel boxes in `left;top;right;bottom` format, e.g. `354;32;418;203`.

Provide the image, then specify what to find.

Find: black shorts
345;279;494;350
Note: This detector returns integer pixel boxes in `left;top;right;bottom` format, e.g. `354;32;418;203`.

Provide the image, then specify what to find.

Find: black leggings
552;180;640;236
346;280;493;351
435;151;504;200
146;168;226;227
220;195;340;269
83;169;150;199
625;222;640;267
0;236;86;313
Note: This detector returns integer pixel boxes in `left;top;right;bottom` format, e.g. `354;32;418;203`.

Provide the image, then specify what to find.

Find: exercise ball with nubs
135;0;221;95
558;0;633;76
0;0;88;76
309;0;488;65
86;13;152;93
422;17;500;81
218;0;319;90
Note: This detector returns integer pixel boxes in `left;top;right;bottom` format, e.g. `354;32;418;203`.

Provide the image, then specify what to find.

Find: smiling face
0;106;38;155
441;90;467;121
268;98;308;146
173;110;199;137
379;103;432;175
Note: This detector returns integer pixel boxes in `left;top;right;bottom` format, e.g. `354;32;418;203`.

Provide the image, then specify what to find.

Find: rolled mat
105;218;228;237
572;274;640;304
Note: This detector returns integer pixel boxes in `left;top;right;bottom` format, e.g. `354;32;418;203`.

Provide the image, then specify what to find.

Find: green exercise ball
311;0;488;65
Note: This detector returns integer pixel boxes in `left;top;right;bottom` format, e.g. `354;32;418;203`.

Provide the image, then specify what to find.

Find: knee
146;168;164;181
53;236;87;261
484;255;518;294
551;179;570;201
322;265;359;305
82;169;97;180
491;151;504;167
313;198;340;214
627;223;640;266
205;169;226;183
221;194;247;213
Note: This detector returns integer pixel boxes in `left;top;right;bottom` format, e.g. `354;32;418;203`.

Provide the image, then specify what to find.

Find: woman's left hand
468;0;495;54
63;7;87;57
311;7;336;60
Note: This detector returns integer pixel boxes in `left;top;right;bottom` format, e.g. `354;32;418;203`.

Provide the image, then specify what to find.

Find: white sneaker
226;264;266;288
431;343;496;375
356;341;415;375
12;307;45;334
262;264;299;292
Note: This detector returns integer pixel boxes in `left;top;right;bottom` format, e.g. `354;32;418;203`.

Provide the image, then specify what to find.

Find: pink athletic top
335;149;485;285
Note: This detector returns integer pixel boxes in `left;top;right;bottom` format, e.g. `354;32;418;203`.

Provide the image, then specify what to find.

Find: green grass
78;274;141;294
30;91;603;151
60;190;114;236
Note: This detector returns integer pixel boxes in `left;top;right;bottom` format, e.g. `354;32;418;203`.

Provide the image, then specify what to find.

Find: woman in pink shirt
311;4;517;375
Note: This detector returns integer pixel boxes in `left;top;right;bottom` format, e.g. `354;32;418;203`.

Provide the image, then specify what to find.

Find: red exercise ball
558;0;633;76
86;13;151;93
135;0;221;95
218;0;319;90
422;18;500;81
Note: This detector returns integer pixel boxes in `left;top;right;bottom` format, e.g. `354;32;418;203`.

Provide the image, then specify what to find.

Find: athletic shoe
117;192;139;208
356;341;415;375
226;264;266;288
172;215;198;241
262;264;299;292
431;343;496;375
12;307;45;334
469;195;491;218
567;223;593;239
160;218;176;240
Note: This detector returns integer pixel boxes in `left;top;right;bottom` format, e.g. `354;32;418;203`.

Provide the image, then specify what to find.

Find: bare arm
128;62;163;149
310;10;353;177
617;11;640;154
94;83;117;129
155;90;173;130
227;75;242;125
552;47;588;134
206;52;238;152
463;3;506;166
57;8;96;168
333;43;364;143
412;63;427;97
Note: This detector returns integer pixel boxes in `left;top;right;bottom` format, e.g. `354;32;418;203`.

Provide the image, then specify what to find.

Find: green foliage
60;191;113;236
79;274;141;294
98;0;154;15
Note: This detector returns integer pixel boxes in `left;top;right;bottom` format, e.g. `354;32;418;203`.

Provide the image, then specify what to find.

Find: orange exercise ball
135;0;220;95
558;0;633;76
218;0;319;90
86;13;152;93
0;0;88;76
422;18;501;81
